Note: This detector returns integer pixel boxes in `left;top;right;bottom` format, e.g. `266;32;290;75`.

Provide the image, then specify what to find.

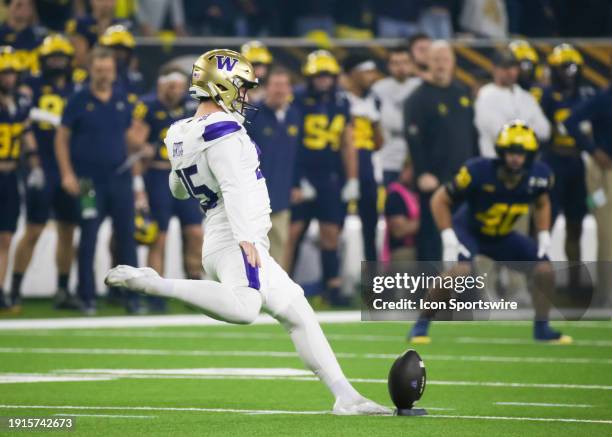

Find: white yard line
457;337;612;347
494;402;593;408
1;405;611;424
0;370;611;391
54;413;156;419
0;313;609;330
0;346;610;366
0;404;330;416
0;312;361;330
423;414;612;425
3;330;612;349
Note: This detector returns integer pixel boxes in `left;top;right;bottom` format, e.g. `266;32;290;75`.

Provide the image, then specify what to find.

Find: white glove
300;178;317;201
27;166;45;190
341;178;360;202
537;230;551;259
441;228;470;262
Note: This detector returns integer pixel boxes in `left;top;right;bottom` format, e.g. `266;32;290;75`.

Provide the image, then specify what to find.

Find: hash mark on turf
54;413;157;419
1;346;611;366
2;405;611;424
494;402;593;408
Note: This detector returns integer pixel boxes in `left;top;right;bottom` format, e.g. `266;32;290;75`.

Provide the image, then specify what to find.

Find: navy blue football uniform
447;157;553;262
134;95;202;231
24;76;80;225
0;23;46;73
348;90;381;261
65;15;132;48
540;86;595;222
0;93;31;232
291;88;351;225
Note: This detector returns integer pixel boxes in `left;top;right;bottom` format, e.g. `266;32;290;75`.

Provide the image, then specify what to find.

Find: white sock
129;276;262;324
274;295;362;403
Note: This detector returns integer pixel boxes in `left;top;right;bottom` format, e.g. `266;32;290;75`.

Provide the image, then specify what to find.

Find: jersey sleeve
206;136;256;243
532;162;555;197
446;159;481;201
168;170;190;200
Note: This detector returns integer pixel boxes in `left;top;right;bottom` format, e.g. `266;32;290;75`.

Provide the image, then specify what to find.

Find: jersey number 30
175;165;218;212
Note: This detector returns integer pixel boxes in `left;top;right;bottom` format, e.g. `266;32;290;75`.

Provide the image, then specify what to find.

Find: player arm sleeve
168;170;190;200
445;163;476;202
564;94;604;154
206;138;256;243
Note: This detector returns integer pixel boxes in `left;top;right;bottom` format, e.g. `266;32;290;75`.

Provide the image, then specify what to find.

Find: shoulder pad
532;160;552;177
201;112;242;142
203;120;241;142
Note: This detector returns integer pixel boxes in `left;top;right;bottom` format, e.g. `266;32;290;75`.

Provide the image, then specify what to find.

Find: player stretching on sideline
105;49;390;415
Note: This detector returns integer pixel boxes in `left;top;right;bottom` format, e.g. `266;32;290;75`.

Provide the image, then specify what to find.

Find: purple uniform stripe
203;121;241;141
255;168;263;180
240;247;261;290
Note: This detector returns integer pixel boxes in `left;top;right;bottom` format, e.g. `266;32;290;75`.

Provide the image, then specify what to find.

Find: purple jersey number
175;165;219;212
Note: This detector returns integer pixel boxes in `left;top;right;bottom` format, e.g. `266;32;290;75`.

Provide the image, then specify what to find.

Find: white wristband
133;175;145;192
441;228;458;246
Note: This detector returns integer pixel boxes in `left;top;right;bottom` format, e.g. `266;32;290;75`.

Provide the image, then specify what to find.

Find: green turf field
0;316;611;436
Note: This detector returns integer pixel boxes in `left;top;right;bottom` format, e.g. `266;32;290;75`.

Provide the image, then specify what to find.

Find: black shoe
0;294;9;314
80;302;97;316
9;293;22;308
54;288;81;310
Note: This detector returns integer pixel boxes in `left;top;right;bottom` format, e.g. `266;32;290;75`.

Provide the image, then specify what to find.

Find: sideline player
11;35;80;309
343;54;383;262
106;49;390;415
285;50;358;305
540;44;595;291
128;66;202;287
408;121;571;344
0;46;40;311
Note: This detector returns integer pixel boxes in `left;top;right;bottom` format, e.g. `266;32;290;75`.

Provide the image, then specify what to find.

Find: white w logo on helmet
215;55;238;71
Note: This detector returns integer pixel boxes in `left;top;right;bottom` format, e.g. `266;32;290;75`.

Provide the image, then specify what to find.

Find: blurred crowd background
0;0;611;316
2;0;611;39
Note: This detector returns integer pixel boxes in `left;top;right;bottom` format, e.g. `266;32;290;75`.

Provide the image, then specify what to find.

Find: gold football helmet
99;24;136;49
39;34;74;57
134;209;159;246
509;40;539;63
495;120;539;168
0;46;17;72
241;40;273;65
547;43;583;67
302;49;341;76
189;49;258;123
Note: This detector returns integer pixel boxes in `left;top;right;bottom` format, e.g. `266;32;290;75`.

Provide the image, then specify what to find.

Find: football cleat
332;396;393;416
533;321;572;344
104;265;160;294
536;334;573;345
408;319;431;344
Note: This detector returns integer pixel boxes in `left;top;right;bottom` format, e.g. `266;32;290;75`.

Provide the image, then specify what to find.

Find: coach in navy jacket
247;67;300;267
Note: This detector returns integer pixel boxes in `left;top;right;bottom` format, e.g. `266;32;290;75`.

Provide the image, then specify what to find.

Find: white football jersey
164;111;272;251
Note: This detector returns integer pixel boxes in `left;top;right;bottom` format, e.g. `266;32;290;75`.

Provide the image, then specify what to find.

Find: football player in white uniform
105;49;390;416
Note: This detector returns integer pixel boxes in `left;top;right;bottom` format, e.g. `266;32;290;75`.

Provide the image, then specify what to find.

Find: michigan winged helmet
189;49;258;123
